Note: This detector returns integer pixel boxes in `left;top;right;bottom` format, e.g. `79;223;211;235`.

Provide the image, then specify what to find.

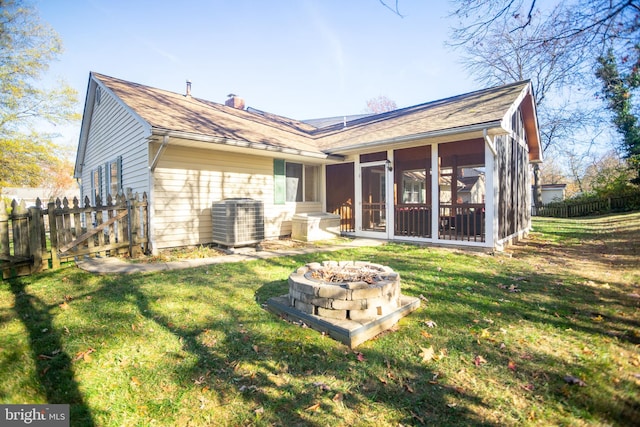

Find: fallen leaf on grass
404;384;415;393
419;294;429;302
130;376;141;386
252;344;259;353
508;360;517;371
332;392;344;403
522;383;535;391
411;411;425;423
424;320;437;328
305;402;321;412
355;352;365;362
59;301;70;310
563;375;586;386
474;355;487;366
254;406;264;415
73;348;95;362
420;346;435;363
420;330;433;339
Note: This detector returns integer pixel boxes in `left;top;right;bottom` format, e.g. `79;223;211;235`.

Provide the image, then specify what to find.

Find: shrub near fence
0;192;148;278
534;192;640;218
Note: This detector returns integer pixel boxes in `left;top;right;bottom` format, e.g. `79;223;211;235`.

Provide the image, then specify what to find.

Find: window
286;162;319;202
402;170;426;203
275;160;319;203
91;167;103;204
286;162;302;202
105;156;122;197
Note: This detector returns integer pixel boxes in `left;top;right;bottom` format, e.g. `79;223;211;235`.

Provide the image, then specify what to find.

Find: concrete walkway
76;238;386;274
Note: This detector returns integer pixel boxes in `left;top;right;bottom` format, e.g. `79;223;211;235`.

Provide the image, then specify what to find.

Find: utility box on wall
291;212;340;242
211;199;264;248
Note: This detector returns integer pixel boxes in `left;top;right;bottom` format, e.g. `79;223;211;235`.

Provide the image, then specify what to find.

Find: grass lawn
1;212;639;426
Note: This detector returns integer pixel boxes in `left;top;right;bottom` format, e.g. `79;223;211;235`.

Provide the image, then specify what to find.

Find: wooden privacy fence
0;191;148;278
533;193;640;218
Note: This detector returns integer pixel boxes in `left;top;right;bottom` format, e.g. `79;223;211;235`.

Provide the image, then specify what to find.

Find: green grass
1;213;639;426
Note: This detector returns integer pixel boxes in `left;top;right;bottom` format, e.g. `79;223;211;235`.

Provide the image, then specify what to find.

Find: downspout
150;135;170;172
147;134;169;256
483;128;497;156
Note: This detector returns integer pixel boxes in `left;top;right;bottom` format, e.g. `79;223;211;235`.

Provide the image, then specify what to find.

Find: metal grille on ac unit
211;198;264;248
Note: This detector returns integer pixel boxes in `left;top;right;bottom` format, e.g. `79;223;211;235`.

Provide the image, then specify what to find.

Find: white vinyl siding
81;82;149;202
152;145;322;249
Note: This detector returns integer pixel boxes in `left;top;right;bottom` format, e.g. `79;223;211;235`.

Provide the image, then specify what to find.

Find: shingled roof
88;72;540;161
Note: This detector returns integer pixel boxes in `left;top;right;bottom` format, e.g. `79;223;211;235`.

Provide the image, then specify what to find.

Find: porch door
360;162;388;235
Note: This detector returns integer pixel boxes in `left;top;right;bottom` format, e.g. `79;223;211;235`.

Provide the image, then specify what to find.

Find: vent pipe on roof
185;80;192;97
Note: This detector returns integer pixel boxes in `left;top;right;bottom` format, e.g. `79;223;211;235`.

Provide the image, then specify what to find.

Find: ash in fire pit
289;261;401;321
266;261;420;347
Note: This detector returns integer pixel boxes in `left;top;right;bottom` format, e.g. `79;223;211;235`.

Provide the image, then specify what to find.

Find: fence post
28;203;43;273
127;190;140;257
0;200;9;259
48;199;61;269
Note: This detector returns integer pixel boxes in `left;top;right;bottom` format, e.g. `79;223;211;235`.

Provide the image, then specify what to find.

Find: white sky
35;1;481;147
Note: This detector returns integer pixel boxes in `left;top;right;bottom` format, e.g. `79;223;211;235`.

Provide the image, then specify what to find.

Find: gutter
324;121;504;155
151;128;344;161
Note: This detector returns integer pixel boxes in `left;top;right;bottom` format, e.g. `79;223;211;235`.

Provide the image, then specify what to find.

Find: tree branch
378;0;404;18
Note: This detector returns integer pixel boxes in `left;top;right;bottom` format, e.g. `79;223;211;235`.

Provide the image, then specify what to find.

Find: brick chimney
225;93;245;110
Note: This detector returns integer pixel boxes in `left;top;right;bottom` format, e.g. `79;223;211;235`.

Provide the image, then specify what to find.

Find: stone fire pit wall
288;261;401;322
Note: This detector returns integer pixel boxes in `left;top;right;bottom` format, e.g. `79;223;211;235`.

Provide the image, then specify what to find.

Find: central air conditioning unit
211;198;264;249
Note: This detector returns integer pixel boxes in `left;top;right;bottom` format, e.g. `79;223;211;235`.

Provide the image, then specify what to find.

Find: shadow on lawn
67;257;492;426
366;247;640;425
8;279;95;426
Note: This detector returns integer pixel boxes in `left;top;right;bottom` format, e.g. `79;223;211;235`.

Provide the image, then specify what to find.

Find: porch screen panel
394;146;432;238
326;163;355;232
438;139;486;242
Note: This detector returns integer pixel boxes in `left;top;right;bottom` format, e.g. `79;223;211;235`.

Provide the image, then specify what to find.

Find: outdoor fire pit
266;261;420;347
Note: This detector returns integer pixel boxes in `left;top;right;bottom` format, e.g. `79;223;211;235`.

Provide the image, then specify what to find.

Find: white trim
485;141;497;248
431;144;439;241
355;159;391;239
385;150;394;240
325;121;504;155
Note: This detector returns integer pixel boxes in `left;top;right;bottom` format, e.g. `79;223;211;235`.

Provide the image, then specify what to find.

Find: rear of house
75;73;542;253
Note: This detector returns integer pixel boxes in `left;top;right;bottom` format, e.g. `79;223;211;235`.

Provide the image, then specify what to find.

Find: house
535;183;566;205
74;72;542;253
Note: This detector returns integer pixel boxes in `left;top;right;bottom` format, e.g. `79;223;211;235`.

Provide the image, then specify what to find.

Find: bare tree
365;95;397;114
450;0;639;54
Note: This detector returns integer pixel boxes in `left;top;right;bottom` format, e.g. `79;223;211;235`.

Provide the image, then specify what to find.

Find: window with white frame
285;162;319;202
105;156;123;197
91;167;103;204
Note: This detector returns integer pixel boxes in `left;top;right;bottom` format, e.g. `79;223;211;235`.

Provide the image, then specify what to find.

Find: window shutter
98;167;104;201
104;162;111;198
117;156;123;194
274;159;285;205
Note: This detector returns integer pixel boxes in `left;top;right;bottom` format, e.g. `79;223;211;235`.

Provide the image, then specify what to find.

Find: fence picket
1;192;149;279
0;200;9;259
